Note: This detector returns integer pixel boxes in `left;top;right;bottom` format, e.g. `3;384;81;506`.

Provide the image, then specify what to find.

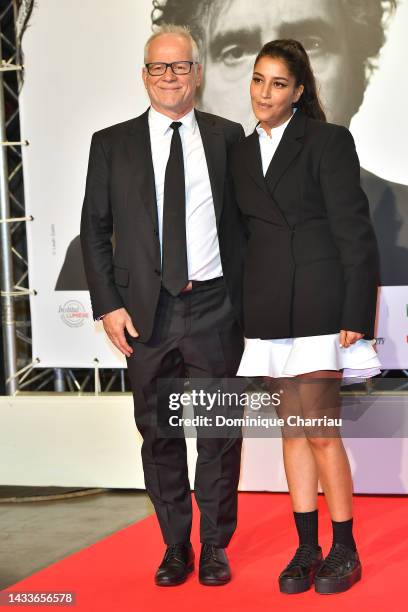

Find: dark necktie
161;121;188;296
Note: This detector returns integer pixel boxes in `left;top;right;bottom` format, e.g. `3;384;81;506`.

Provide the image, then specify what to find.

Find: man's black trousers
126;277;244;547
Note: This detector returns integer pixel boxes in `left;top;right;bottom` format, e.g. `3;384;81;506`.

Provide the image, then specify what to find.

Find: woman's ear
295;84;304;103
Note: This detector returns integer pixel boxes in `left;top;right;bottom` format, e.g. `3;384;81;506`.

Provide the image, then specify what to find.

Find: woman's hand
339;330;364;348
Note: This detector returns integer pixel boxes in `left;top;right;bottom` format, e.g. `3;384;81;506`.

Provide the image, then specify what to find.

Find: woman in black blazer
230;40;380;595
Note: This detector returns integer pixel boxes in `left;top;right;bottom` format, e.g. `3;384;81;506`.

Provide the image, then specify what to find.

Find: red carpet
2;493;407;611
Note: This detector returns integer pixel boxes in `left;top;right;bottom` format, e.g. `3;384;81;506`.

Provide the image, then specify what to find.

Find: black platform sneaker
314;542;362;594
279;544;323;594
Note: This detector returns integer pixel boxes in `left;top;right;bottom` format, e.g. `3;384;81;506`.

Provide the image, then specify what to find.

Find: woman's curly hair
152;0;397;89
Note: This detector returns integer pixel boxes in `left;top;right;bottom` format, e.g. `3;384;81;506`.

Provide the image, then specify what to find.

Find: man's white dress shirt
148;106;222;281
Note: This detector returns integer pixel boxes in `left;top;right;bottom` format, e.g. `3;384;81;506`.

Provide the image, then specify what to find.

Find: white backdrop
2;395;408;493
19;0;408;368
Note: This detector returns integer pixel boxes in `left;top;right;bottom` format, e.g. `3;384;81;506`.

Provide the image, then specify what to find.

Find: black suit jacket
80;108;245;342
230;109;380;339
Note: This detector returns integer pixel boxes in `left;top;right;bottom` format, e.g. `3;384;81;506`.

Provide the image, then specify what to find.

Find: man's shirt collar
149;106;196;135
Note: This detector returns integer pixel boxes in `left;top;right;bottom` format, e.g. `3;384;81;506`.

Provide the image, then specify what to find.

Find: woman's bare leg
297;371;353;521
267;377;318;511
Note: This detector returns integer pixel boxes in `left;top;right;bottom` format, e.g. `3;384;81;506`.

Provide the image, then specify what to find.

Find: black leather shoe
155;543;194;586
199;544;231;586
279;544;323;594
314;542;362;594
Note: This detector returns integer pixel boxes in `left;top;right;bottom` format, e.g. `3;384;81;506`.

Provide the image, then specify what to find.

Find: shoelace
201;544;219;563
164;544;187;563
321;543;351;571
286;544;319;569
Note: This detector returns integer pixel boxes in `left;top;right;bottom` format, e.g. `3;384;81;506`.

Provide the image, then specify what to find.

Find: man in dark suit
80;26;245;586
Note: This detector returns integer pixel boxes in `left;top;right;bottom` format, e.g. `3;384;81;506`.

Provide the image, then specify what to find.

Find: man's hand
102;307;139;357
339;330;364;348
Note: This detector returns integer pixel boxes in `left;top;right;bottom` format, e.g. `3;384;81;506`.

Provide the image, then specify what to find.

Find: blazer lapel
245;131;270;195
264;109;306;194
243;129;290;228
195;109;225;226
125;108;159;231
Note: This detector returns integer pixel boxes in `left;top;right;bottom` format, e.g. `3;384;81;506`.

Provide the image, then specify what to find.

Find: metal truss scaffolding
0;0;31;394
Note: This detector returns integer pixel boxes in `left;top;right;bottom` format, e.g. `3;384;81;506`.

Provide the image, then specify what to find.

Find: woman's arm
319;126;380;337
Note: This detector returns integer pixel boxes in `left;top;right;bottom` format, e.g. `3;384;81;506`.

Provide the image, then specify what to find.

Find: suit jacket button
154;228;159;236
154;268;161;276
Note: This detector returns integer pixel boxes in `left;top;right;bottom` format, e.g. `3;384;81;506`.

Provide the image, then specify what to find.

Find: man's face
200;0;355;132
143;34;202;118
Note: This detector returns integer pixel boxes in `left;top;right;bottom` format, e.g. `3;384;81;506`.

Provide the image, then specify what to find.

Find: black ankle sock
331;518;356;551
293;509;319;547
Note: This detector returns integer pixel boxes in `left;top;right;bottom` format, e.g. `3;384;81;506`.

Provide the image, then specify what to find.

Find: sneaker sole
155;564;194;587
315;565;362;594
279;572;316;595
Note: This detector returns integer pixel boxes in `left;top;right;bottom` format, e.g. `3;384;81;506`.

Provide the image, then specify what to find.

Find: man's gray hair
144;24;200;63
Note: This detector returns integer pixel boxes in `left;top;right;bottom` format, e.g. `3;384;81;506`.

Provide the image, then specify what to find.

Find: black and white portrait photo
152;0;408;286
54;0;408;290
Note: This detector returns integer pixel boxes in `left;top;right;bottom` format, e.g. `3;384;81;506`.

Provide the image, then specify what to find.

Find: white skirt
236;333;381;379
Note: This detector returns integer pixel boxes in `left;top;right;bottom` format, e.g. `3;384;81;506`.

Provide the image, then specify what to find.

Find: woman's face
250;56;303;130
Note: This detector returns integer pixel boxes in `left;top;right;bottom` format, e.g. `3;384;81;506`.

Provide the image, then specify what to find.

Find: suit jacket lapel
195;109;225;226
125;108;159;231
264;109;306;194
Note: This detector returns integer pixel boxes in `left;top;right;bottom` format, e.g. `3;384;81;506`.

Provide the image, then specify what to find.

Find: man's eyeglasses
145;61;198;76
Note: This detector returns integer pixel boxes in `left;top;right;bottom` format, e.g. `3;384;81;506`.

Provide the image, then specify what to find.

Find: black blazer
80;108;245;342
229;109;380;339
